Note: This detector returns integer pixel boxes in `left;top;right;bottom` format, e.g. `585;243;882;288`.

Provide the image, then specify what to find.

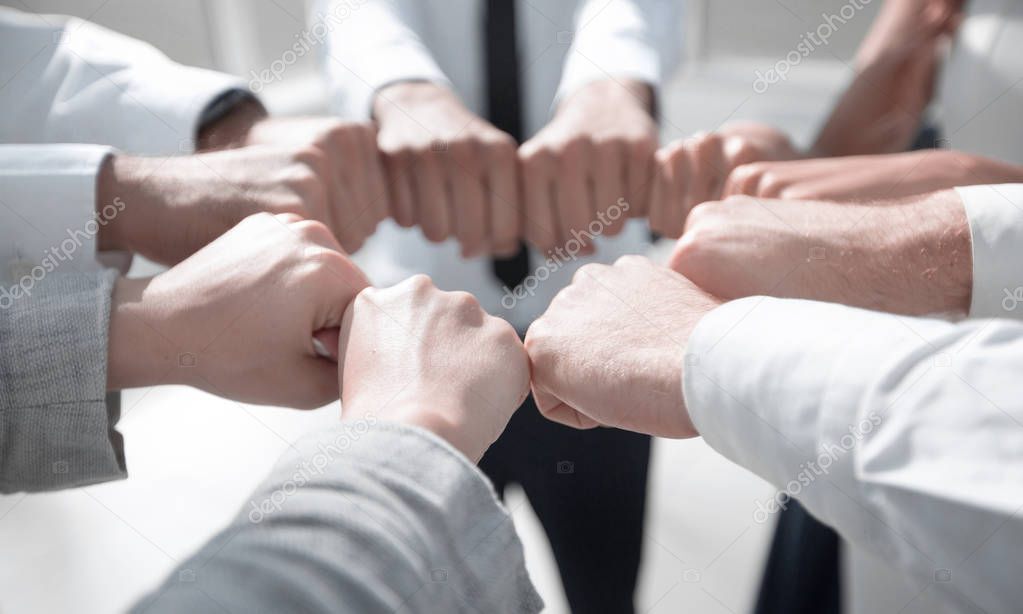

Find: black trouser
479;394;652;614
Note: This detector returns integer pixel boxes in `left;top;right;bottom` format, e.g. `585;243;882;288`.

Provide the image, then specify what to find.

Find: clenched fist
108;212;370;408
374;82;520;257
525;256;720;437
337;275;530;462
519;79;658;252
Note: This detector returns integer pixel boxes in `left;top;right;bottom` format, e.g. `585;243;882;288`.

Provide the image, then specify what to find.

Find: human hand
374;82;520;257
97;144;373;263
724;150;1022;201
107;212;370;408
525;256;721;437
669;192;972;315
336;275;530;462
649;122;799;237
518;79;658;252
244;117;389;250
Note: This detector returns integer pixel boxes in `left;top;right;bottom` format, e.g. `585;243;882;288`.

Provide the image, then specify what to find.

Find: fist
136;212;370;408
337;275;530;462
245;117;389;252
519;79;658;252
525;256;720;437
649;122;799;238
374;83;520;257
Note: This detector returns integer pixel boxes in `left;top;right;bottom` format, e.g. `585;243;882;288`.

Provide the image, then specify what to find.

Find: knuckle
449;290;480;310
572;262;606;285
405;273;434;291
614;254;648;268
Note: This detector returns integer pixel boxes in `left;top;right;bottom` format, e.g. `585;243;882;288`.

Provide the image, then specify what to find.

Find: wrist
373;81;456;122
96;154;147;254
559;78;655;117
343;398;483;462
197;97;267;151
107;277;175;390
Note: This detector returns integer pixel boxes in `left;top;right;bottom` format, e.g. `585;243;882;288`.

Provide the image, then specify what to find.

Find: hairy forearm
826;191;972;315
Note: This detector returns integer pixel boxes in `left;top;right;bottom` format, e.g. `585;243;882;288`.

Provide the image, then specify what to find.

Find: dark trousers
480;394;652;614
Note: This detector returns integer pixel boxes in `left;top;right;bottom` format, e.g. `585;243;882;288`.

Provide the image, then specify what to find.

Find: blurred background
0;1;939;612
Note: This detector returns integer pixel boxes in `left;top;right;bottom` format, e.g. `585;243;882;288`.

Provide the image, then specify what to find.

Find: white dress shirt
683;184;1023;614
0;7;246;285
938;0;1023;165
318;0;682;328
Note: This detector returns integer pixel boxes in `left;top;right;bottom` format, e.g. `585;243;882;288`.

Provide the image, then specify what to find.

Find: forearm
134;423;542;613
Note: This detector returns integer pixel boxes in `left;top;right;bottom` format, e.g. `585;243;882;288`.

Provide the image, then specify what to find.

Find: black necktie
485;0;531;290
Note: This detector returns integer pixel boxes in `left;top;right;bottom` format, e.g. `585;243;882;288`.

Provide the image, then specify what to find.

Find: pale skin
525;255;721;438
647;0;964;234
98;118;387;261
337;275;531;462
373;78;658;256
668;191;973;316
107;213;369;409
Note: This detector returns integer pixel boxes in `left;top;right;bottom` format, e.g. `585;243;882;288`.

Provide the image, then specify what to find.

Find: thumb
532;386;601;430
312;327;340;361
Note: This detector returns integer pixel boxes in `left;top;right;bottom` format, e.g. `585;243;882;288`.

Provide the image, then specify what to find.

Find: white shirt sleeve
956;183;1023;319
556;0;683;103
0;144;119;285
0;7;248;155
316;0;451;120
683;296;1023;614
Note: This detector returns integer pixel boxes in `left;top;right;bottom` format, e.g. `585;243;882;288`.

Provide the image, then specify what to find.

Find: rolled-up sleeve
556;0;683;102
316;0;451;120
956;183;1023;319
135;422;542;613
0;269;124;493
0;6;248;155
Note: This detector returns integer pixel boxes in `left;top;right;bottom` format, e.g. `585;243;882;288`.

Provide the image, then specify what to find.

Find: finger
593;141;626;236
449;145;488;258
688;133;727;205
487;139;521;256
312;327;340;361
360;125;390;226
274;212;305;224
649;144;685;238
519;148;558;252
414;153;451;242
554;141;593;253
723;163;765;197
532;387;601;430
626;138;657;218
384;151;416;228
332;135;377;241
660;144;690;238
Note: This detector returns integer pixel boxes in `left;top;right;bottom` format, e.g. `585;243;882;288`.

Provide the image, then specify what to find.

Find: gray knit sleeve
0;270;126;492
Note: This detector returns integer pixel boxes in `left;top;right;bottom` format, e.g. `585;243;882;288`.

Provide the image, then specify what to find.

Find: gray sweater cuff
137;422;543;614
0;270;125;492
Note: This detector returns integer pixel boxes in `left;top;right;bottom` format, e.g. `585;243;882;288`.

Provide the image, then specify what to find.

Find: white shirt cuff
682;297;951;533
0;144;115;284
956;184;1023;319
